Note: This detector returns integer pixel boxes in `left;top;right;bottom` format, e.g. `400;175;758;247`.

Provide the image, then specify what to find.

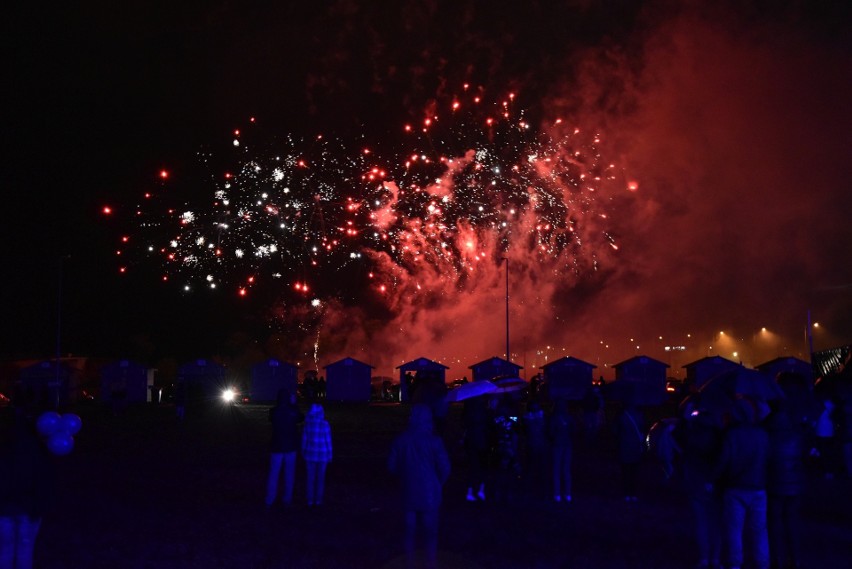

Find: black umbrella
699;367;784;402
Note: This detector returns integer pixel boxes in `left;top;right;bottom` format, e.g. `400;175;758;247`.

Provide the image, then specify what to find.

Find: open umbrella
445;380;497;402
491;376;528;394
696;367;784;421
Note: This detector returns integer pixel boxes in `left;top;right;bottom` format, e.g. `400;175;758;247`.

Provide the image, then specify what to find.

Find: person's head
307;403;324;419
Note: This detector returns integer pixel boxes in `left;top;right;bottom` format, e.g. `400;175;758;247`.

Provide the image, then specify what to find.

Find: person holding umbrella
713;397;770;569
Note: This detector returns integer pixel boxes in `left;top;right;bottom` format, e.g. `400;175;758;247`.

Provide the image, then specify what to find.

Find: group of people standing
672;394;811;569
264;374;848;569
460;390;603;507
264;389;332;509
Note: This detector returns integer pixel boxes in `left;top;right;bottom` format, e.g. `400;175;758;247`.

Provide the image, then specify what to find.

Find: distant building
324;357;373;402
756;356;814;384
100;359;153;406
251;358;298;402
397;357;450;402
18;359;86;409
611;355;669;406
541;356;596;401
683;355;741;391
397;357;449;383
468;357;523;382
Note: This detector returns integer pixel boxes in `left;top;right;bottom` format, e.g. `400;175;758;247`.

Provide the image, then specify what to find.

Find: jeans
265;451;297;505
723;488;769;569
305;460;328;505
404;509;439;569
0;515;42;569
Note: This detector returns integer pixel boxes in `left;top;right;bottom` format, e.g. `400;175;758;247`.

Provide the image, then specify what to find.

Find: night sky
4;1;851;381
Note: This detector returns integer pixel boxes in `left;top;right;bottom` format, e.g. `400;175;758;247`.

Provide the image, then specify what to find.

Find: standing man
265;389;304;510
388;404;451;569
714;398;770;569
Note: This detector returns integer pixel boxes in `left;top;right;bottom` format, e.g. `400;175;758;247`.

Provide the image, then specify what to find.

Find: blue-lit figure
388;404;450;569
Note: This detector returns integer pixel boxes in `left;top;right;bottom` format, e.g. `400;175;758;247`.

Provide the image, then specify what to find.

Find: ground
34;399;852;568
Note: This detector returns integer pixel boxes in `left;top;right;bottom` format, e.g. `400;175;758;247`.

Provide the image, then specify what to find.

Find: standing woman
302;403;332;507
265;389;304;509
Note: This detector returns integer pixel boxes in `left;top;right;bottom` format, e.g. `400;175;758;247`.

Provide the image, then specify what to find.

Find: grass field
33;399;852;568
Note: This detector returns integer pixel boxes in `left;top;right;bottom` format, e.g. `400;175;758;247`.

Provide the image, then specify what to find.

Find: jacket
269;396;304;453
715;423;768;491
388;405;451;512
302;404;332;463
766;411;805;496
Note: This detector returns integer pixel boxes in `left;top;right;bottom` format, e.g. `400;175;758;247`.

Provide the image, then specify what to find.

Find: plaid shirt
302;415;332;463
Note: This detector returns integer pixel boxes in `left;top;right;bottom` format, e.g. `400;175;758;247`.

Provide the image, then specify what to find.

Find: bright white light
222;388;236;402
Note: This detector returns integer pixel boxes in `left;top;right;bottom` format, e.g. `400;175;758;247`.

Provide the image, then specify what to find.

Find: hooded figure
302;403;332;506
388;404;450;568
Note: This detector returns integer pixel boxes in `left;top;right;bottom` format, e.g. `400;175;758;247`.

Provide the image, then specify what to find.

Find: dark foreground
35;400;852;568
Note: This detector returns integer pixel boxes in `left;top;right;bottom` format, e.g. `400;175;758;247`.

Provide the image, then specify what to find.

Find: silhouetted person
174;381;187;422
812;396;838;479
615;401;645;501
766;406;806;569
265;389;304;509
302;403;332;507
462;396;489;501
714;398;769;569
673;400;723;569
401;372;414;403
412;372;448;436
0;407;56;569
388;404;450;569
548;399;574;503
581;386;604;444
522;401;549;500
489;400;521;505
